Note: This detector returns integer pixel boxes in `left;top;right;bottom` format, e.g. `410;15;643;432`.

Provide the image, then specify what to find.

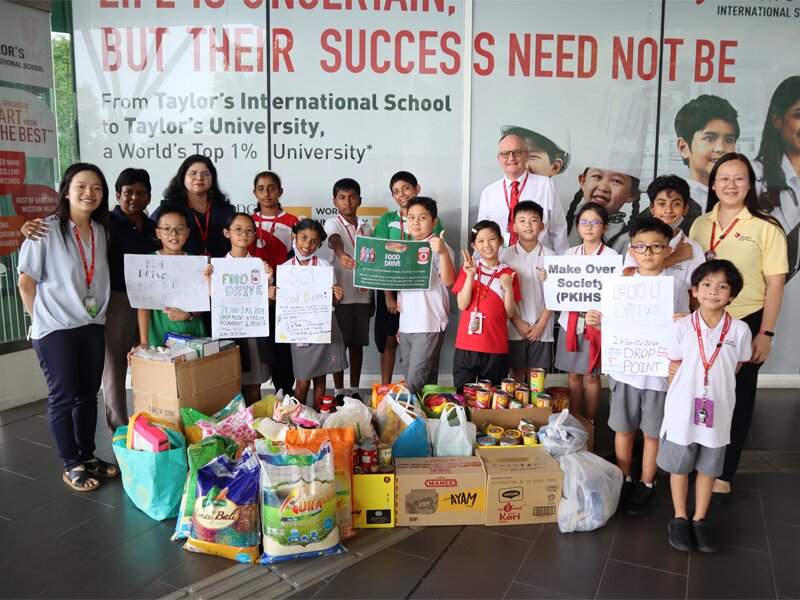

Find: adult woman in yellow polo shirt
690;153;788;504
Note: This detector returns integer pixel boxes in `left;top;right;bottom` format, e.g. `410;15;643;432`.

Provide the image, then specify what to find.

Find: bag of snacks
180;394;246;444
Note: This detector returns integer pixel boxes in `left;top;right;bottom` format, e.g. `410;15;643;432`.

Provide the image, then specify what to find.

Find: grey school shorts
508;339;552;372
334;303;371;347
656;437;725;478
608;378;666;438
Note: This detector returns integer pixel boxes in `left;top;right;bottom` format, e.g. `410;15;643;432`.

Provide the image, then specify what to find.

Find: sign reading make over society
543;255;622;312
354;236;432;290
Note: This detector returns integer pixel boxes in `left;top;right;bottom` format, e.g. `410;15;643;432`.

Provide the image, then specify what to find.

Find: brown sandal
84;457;120;478
63;467;100;492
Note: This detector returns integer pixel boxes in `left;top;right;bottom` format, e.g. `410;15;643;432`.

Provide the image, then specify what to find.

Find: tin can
463;383;478;406
418;246;430;264
353;466;367;474
504;429;522;441
499;436;520;446
359;442;378;473
377;443;393;467
477;435;496;447
378;464;394;474
529;367;546;396
477;379;493;388
546;386;571;412
509;399;523;409
501;378;518;395
487;425;505;441
475;387;492;409
518;419;536;435
535;393;552;408
478;421;496;436
352;443;360;470
493;390;511;409
515;385;530;405
523;431;539;446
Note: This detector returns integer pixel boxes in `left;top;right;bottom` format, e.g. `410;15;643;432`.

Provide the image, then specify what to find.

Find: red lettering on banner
273;28;295;72
637;37;658;80
577;35;597;78
395;30;414;74
419;30;436;75
509;33;597;79
473;32;494;76
718;40;736;83
556;35;573;78
320;29;342;72
663;38;684;81
534;34;553;77
612;36;634;80
694;39;714;82
156;0;175;7
99;0;143;6
440;31;460;75
193;0;225;7
371;30;391;73
101;27;167;72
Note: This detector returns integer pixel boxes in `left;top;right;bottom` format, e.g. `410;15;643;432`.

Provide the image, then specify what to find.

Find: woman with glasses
153;154;235;259
689;152;787;504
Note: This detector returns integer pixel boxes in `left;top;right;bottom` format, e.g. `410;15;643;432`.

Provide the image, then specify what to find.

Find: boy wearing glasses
478;134;568;253
603;217;690;516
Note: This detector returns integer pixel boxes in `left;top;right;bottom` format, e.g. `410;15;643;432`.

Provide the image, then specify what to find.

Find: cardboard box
352;473;395;528
470;407;595;451
395;456;486;526
164;334;221;358
478;446;563;526
131;347;241;430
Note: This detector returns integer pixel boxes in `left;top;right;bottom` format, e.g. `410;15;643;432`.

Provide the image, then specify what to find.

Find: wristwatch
759;329;774;337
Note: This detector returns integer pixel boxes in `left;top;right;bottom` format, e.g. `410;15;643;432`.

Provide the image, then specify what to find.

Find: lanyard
397;212;407;241
338;215;361;247
256;212;279;248
188;200;212;255
580;242;605;255
71;221;95;290
475;264;501;312
693;311;732;389
709;219;739;255
292;255;318;266
502;173;529;213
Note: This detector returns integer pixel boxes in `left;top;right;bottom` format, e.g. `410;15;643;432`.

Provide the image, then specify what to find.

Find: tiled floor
1;390;799;600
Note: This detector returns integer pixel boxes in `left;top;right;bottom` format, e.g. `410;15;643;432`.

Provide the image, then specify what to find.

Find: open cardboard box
470;406;595;451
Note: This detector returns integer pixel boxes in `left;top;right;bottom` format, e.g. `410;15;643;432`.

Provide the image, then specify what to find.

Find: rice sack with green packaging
184;446;260;563
256;438;346;564
172;435;239;540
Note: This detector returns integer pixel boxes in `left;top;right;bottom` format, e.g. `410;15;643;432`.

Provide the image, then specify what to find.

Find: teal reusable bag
112;426;188;521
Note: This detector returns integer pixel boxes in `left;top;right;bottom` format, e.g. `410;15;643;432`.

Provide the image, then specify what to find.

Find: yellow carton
352;473;395;528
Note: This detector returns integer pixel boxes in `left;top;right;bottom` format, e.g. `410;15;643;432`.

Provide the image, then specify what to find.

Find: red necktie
508;180;520;245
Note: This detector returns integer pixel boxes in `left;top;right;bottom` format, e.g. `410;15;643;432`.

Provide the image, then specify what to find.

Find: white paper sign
601;276;674;377
210;258;269;339
124;254;209;311
543;255;623;312
275;264;334;344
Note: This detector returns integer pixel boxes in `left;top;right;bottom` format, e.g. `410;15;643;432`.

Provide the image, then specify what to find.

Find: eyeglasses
186;170;212;179
157;226;189;235
230;227;257;237
498;149;526;159
715;176;749;188
631;243;668;254
578;219;604;227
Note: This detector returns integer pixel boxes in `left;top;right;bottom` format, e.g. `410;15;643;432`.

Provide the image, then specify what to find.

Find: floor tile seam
403;526;466;600
606;557;690;579
593;515;620;600
755;474;780;600
70;491;116;509
505;530;538;600
764;519;800;530
469;525;541;543
0;466;35;480
685;551;690;600
30;550;108;598
19;437;52;449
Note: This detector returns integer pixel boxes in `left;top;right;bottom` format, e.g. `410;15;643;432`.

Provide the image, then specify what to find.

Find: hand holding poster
543;255;622;312
600;276;674;377
210;258;269;339
124;254;209;311
276;264;334;344
353;236;432;290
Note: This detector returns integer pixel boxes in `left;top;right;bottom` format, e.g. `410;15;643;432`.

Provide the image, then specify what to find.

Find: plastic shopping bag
113;426;188;521
557;451;622;533
323;397;376;440
433;405;475;457
538;409;590;457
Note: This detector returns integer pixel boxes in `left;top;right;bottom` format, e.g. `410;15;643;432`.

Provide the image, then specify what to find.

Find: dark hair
162;154;231;207
155;202;188;225
513;200;543;220
470;219;502;245
292;218;327;242
674;95;740;166
628;216;673;243
333;178;361;198
565;169;642;242
755;76;800;211
706;153;785;232
115;168;151;194
56;163;110;237
252;170;283;213
574;201;609;227
390;171;418;190
407;196;438;220
225;211;256;230
647;175;690;205
690;259;744;298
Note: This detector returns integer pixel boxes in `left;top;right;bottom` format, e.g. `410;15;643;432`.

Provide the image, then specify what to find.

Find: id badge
468;310;484;335
693;396;714;428
576;314;586;335
83;296;97;318
296;343;310;349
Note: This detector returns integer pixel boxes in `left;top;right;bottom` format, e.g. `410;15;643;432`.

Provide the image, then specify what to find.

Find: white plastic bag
375;384;416;435
433;405;475;457
273;396;321;429
538;409;589;457
323;397;377;440
253;417;289;442
557;451;622;533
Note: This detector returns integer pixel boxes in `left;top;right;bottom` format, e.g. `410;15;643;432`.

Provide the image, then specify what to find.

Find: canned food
378;464;394;474
359;442;378;473
504;429;522;440
478;421;496;436
515;385;530;405
499;436;520;446
353;466;367;474
486;425;505;441
377;443;392;467
477;436;496;447
501;378;518;394
493;390;511;409
352;443;360;470
463;383;478;406
529;367;546;395
535;393;552;408
509;399;523;409
475;387;492;409
477;379;493;388
518;419;536;435
546;386;571;412
523;431;539;446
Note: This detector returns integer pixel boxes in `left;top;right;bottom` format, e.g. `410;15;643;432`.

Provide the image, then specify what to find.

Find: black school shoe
624;480;657;516
618;479;635;512
667;517;693;552
692;519;720;553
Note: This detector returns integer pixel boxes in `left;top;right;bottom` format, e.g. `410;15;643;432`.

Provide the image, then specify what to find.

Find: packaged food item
185;447;260;562
256;439;346;564
126;412;181;452
197;407;256;444
180;395;247;444
371;380;406;409
529;367;546;396
132;345;198;363
515;385;530;405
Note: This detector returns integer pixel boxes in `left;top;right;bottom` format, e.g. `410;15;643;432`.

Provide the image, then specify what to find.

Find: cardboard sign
210;258;269;339
543;255;622;312
275;264;334;344
354;236;432;290
124;254;210;311
600;276;674;377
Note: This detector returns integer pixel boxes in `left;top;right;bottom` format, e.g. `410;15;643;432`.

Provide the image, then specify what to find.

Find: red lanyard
709;219;739;255
693;311;732;388
257;212;279;247
502;173;529;212
475;264;501;311
581;243;605;255
188;200;211;255
397;212;407;241
338;215;360;247
71;221;95;290
292;255;318;266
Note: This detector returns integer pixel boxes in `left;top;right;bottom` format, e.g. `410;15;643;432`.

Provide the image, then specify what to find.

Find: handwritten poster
354;236;432;290
124;254;210;311
543;255;622;312
601;276;674;377
275;264;334;344
210;258;269;339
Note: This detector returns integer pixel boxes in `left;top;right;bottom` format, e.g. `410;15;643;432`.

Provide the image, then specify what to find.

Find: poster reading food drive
354;236;432;290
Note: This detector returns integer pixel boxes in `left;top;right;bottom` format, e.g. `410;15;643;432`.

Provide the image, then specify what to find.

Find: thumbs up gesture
429;230;446;254
499;270;516;292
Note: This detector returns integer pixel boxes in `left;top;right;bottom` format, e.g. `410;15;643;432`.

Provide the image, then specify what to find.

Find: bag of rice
256;439;346;564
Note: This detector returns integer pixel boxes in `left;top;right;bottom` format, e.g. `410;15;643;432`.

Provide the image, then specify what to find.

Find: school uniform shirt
499;242;554;342
373;210;443;240
556;244;619;330
452;261;521;354
660;312;752;447
477;173;568;254
249;211;298;270
108;206;159;293
18;215;110;340
323;215;372;305
622;231;705;289
151;199;235;258
567;211;628;253
398;238;454;334
754;156;800;278
689;204;788;319
611;270;691;392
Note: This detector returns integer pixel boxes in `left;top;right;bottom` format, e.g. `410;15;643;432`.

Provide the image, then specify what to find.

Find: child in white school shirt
658;259;751;554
